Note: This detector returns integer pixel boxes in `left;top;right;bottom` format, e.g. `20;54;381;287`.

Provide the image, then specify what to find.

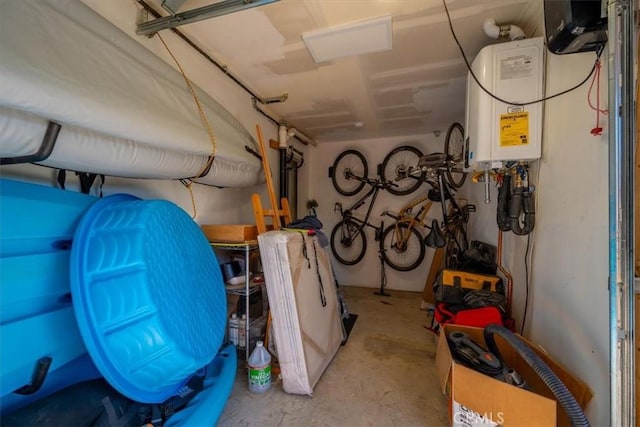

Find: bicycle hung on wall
329;149;399;266
420;153;472;269
379;122;472;271
379;159;471;272
443;122;467;189
439;122;471;268
329;121;470;270
379;194;432;271
379;122;468;195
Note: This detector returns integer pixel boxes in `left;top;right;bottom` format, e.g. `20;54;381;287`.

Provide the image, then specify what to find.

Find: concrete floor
218;286;449;427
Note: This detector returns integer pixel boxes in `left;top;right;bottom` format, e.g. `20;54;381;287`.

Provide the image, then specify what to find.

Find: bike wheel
331;149;368;196
444;222;469;270
381;146;425;196
330;220;367;265
444;122;468;189
381;222;426;271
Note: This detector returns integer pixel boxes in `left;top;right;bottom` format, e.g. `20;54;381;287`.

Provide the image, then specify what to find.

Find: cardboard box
435;325;592;427
201;224;264;242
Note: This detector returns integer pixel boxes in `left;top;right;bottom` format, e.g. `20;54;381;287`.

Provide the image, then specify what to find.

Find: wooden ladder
251;125;289;370
252;124;291;234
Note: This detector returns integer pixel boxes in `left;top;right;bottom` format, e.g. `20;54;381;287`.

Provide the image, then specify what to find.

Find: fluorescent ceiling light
302;16;393;64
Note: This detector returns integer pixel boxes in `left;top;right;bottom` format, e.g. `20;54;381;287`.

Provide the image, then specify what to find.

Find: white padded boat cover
0;0;261;187
258;230;344;395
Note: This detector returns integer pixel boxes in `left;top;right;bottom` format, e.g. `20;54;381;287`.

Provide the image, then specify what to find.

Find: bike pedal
467;204;476;212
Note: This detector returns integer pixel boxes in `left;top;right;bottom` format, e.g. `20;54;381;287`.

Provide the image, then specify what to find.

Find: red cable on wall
587;60;608;136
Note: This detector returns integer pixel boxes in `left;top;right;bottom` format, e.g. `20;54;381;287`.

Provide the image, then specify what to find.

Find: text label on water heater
499;112;529;147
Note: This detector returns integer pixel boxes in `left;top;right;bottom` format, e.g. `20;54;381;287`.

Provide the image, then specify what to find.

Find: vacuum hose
483;324;590;427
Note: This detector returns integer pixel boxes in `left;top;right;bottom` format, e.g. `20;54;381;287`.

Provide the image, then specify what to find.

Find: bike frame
383;194;434;246
437;172;467;252
405;161;470;258
336;179;384;241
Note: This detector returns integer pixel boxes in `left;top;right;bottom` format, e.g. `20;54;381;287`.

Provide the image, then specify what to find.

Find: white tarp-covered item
258;230;344;395
0;0;262;187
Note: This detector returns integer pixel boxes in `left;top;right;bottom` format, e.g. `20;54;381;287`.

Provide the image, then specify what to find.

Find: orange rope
157;33;217;173
157;33;218;219
180;179;198;219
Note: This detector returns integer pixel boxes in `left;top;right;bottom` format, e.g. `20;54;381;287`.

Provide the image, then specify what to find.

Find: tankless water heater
465;37;545;171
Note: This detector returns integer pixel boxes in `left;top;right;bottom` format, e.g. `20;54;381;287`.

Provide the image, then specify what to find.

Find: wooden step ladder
252;124;291;234
251;124;289;373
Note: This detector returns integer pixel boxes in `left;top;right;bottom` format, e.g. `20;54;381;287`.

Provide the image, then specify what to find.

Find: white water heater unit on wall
465;37;545;171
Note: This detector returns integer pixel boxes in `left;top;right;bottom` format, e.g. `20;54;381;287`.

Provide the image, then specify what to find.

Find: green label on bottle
249;365;271;387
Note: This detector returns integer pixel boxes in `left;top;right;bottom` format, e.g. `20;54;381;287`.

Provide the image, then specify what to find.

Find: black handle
14;357;53;395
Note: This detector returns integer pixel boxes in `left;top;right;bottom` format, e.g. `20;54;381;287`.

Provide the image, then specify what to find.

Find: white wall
460;35;610;427
449;1;610;422
527;4;608;423
530;51;609;425
308;133;447;292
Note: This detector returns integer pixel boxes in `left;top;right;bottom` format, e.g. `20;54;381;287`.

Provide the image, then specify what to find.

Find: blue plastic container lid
70;194;227;403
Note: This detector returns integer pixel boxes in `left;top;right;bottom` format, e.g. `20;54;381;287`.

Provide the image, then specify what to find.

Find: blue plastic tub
0;179;233;419
70;194;228;403
0;178;99;414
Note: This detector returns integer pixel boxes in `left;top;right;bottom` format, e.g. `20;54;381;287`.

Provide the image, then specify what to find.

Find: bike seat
425;219;446;248
427;187;451;202
418;152;448;169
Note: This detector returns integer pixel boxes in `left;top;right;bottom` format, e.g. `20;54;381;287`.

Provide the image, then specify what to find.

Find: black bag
458;240;498;274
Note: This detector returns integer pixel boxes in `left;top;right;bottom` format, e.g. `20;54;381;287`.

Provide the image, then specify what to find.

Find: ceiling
143;0;542;143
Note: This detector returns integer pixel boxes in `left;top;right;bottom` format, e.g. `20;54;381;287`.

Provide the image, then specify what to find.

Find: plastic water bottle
248;341;271;393
228;313;238;346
